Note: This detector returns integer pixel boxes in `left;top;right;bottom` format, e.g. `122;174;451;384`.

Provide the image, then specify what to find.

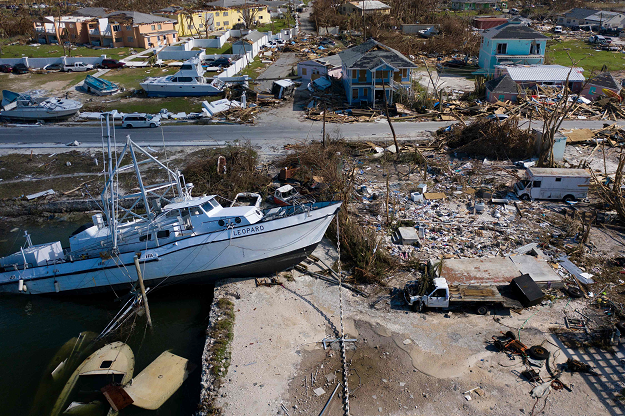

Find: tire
567;286;584;298
150;123;156;128
126;124;133;129
505;330;517;340
411;302;419;313
520;194;530;201
563;194;575;203
528;345;550;360
67;69;72;72
494;340;505;351
477;305;488;315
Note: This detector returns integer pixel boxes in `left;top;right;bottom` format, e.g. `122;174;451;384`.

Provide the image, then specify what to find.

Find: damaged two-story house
338;39;416;106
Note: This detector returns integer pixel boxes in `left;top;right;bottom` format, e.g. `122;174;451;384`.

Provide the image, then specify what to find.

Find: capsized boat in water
0;113;341;295
0;90;82;121
50;341;134;416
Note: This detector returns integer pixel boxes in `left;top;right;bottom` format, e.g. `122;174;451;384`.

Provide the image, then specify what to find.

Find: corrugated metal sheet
503;65;585;82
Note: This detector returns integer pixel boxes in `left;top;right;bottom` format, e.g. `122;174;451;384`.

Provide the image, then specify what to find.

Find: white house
297;55;342;80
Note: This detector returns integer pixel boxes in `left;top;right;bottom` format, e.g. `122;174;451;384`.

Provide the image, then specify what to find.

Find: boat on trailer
0;113;341;295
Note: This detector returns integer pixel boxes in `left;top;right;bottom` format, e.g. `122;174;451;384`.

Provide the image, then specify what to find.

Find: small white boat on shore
140;58;226;97
0;90;82;121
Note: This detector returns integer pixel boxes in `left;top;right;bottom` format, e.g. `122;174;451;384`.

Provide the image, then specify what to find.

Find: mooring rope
336;214;350;416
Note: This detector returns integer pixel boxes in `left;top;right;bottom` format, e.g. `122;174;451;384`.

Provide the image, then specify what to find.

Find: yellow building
203;0;271;30
158;7;209;37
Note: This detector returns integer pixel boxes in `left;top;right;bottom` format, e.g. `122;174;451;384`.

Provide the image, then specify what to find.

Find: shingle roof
588;71;620;90
485;74;519;94
338;39;416;69
486;22;549;40
499;65;585;82
560;8;597;20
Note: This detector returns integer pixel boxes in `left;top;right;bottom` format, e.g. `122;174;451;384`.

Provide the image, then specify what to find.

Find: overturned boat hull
0;202;340;295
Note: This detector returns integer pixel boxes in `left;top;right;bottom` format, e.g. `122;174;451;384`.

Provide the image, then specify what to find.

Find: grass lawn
0;71;86;93
546;39;625;72
0;44;137;59
240;56;266;79
203;43;233;55
84;96;221;114
256;18;291;33
101;67;177;90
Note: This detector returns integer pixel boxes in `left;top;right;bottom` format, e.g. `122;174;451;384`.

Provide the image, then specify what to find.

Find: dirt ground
213;239;625;416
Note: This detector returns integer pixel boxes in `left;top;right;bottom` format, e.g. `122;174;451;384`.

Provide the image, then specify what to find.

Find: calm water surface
0;217;212;415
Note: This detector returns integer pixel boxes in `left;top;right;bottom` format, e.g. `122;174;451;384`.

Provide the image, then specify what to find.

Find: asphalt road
0;119;620;149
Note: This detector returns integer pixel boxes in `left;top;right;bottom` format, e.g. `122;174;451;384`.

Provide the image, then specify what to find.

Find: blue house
478;20;548;75
338;39;416;106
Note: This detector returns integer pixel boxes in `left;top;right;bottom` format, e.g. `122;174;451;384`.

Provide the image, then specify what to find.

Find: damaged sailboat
0;113;341;295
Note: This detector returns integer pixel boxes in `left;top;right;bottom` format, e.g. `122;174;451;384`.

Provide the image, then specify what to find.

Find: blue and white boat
0;113;341;295
140;58;226;97
83;75;119;96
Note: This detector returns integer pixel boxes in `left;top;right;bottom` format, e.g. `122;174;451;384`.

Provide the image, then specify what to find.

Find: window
157;35;160;41
555;178;562;182
432;289;447;298
158;24;162;29
530;42;541;54
115;37;122;42
224;21;229;26
201;200;216;213
533;181;542;188
302;68;307;76
496;43;507;54
199;23;204;28
223;11;228;16
139;234;152;242
157;230;170;239
259;15;263;19
127;36;134;42
216;12;220;16
352;88;358;99
151;25;156;30
352;69;357;79
216;22;221;26
173;33;176;38
112;24;120;31
190;206;203;216
125;25;131;30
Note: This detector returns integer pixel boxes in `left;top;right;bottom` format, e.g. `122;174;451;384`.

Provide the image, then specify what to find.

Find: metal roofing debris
557;255;594;284
485;74;519;95
202;98;242;117
26;189;55;200
501;65;585;83
587;72;620;91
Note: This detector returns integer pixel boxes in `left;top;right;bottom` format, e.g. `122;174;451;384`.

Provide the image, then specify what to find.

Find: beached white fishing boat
0;90;82;121
0;113;341;295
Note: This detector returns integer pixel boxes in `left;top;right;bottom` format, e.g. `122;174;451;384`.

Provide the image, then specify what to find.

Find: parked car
122;113;160;128
212;57;232;67
62;62;94;72
99;59;125;69
0;64;12;73
12;63;29;74
43;62;63;71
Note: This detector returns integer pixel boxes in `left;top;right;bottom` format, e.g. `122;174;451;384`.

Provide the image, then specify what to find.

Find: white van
122;113;160;128
553;26;563;34
514;167;590;202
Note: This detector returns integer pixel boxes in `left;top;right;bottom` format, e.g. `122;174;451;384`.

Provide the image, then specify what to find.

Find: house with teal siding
338;39;416;106
478;20;548;75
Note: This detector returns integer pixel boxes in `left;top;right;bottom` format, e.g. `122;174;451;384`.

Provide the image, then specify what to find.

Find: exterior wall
473;18;508;30
175;12;208;37
486;90;517;102
479;37;546;74
209;6;270;30
342;63;412;105
580;83;620;101
137;21;177;48
298;61;327;80
557;16;588;27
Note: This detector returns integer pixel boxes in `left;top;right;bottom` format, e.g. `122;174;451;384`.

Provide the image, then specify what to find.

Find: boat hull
0;202;340;295
0;107;81;121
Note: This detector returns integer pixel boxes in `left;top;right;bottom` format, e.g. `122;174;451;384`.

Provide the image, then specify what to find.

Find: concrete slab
509;255;563;287
397;227;421;246
438;257;520;285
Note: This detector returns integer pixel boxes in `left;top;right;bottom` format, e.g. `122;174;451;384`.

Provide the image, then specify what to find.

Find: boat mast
105;113;118;250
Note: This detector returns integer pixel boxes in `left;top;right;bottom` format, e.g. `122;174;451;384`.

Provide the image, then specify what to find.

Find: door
427;288;448;308
530;179;542;199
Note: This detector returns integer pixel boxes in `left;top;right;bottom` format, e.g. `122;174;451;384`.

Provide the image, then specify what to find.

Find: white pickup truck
63;62;94;72
404;277;520;314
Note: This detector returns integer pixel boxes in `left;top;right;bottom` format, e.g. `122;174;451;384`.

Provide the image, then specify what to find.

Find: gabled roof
559;8;597;20
485;74;519;95
338;39;416;69
587;71;620;90
499;65;585;82
483;21;549;40
585;10;621;22
349;1;391;10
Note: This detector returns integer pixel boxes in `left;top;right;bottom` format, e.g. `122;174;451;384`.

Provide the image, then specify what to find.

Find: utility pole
322;102;327;147
133;255;153;327
362;0;366;41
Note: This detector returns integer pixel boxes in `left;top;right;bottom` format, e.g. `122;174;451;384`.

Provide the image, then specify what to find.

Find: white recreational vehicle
514;168;590;202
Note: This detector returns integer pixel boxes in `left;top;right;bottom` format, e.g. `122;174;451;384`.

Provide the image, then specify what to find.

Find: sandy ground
414;70;476;95
213;239;625;416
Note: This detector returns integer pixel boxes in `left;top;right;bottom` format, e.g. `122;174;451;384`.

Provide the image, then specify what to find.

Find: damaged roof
587;71;620;91
485;74;519;95
500;65;585;82
338;39;416;69
559;7;597;20
484;21;548;40
74;7;175;24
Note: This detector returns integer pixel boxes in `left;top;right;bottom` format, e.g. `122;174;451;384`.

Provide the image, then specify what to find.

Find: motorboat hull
0;202;340;295
140;83;224;97
0;107;81;120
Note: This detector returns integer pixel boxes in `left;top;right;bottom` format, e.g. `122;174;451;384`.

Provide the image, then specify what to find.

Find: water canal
0;216;212;415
